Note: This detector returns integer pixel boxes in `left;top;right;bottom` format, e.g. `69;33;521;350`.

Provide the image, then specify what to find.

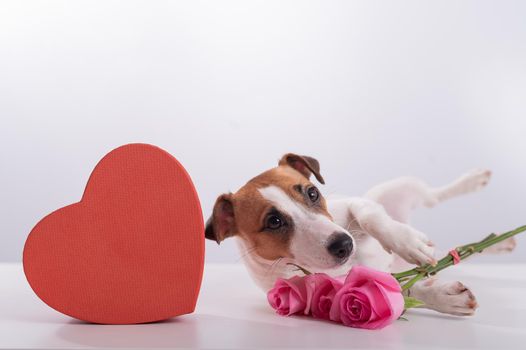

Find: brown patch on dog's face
230;165;332;261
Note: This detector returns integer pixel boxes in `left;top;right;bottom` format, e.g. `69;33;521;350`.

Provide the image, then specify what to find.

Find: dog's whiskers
345;215;359;229
349;229;366;235
265;257;283;277
235;246;257;262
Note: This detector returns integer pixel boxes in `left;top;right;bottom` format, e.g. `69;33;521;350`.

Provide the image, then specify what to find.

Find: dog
205;153;516;316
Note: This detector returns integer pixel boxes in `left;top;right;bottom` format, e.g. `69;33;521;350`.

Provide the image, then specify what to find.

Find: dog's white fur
237;169;513;316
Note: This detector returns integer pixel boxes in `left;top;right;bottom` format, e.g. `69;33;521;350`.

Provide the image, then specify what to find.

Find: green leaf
404;296;425;310
398;316;409;321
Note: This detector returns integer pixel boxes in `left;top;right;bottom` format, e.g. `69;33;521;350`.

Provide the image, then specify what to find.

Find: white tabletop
1;262;526;349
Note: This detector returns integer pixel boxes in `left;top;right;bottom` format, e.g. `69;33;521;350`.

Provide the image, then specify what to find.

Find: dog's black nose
327;232;353;260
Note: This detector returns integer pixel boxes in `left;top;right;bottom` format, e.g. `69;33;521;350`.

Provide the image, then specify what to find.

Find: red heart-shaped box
23;144;205;324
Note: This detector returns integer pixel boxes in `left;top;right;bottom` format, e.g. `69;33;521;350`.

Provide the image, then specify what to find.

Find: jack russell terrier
205;153;516;316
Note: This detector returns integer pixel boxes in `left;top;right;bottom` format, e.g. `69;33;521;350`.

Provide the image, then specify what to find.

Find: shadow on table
53;314;406;349
53;310;526;349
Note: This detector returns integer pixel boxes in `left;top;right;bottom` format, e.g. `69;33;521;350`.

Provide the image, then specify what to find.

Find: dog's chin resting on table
205;153;516;316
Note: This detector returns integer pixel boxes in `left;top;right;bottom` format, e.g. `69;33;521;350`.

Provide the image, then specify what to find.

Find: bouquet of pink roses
267;225;526;330
268;265;403;329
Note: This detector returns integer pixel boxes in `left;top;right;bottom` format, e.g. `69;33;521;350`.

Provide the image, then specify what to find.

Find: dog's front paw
380;224;435;266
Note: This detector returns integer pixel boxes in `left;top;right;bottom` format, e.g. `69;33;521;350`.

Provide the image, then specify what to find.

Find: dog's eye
265;214;284;230
307;186;320;202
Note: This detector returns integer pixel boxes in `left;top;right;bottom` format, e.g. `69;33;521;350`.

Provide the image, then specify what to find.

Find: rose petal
357;282;390;319
319;295;333;315
345;265;401;292
329;266;404;330
340;290;376;326
370;280;404;328
305;273;344;319
267;276;308;316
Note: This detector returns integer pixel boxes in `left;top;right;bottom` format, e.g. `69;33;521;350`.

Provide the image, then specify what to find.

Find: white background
1;0;525;263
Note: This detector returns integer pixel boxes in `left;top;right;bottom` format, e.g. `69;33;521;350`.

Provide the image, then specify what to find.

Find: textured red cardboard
23;144;205;324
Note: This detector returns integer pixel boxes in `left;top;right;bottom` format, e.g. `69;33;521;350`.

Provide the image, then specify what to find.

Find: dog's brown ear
205;193;237;244
279;153;325;184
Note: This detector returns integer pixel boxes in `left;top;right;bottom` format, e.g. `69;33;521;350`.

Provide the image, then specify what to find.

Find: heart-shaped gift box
23;144;205;324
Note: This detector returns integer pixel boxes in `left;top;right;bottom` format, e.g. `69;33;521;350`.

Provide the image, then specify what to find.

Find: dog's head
205;153;354;270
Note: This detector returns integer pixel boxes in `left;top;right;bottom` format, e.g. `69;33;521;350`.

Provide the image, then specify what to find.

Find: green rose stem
393;225;526;291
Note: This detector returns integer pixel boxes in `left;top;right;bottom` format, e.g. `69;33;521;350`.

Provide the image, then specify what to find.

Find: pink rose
267;275;308;316
329;265;404;330
304;273;344;320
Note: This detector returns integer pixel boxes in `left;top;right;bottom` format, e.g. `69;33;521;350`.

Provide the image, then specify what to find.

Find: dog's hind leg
364;169;492;224
408;278;478;316
364;170;518;256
